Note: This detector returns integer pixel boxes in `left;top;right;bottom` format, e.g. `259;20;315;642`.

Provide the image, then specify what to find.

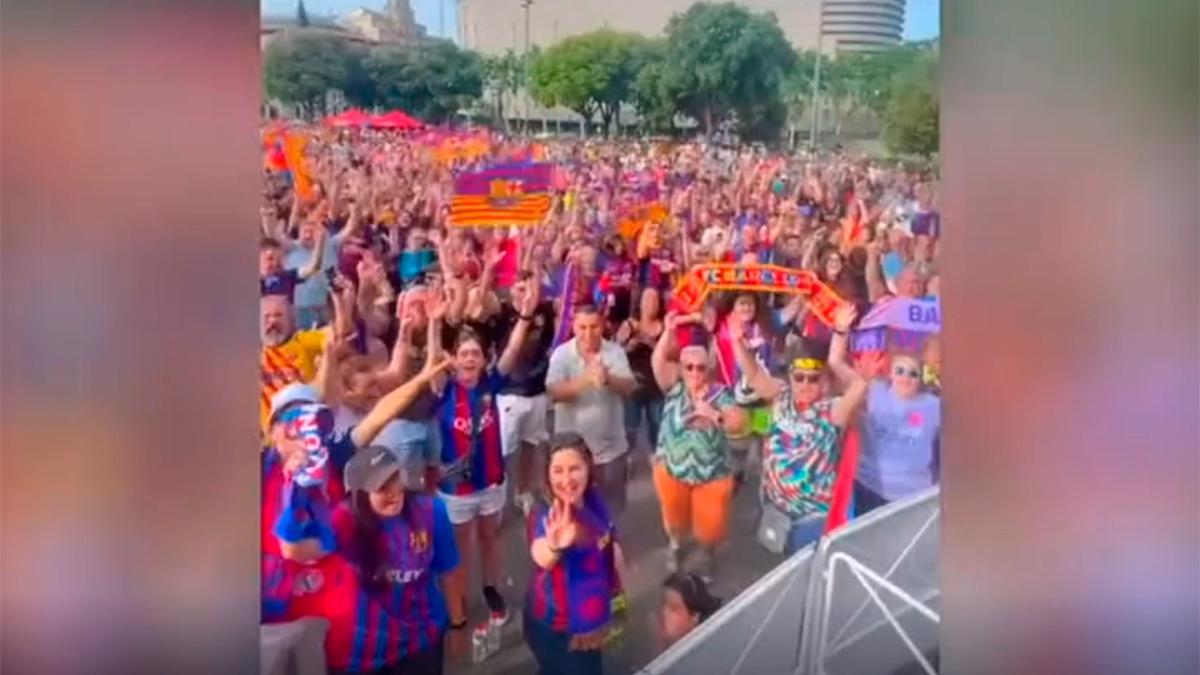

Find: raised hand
518;279;541;316
856;351;888;380
420;354;453;380
544;498;578;552
833;304;858;334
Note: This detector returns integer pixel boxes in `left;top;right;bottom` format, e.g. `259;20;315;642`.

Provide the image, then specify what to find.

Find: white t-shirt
545;338;633;465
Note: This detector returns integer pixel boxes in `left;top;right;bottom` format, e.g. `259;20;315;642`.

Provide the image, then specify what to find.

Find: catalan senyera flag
450;163;554;228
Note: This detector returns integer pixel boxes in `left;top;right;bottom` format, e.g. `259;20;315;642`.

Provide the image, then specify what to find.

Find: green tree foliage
483;49;527;131
630;38;677;133
882;51;939;157
656;2;796;139
364;40;484;123
529;29;645;136
263;33;371;113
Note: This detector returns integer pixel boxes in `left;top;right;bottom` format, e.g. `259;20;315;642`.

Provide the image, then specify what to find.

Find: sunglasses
682;362;708;373
791;372;821;384
892;366;922;379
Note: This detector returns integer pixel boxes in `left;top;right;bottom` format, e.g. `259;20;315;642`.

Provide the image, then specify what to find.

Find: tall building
457;0;904;55
261;0;429;51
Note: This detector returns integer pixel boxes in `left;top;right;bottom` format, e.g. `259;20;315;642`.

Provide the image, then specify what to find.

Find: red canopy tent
323;108;371;128
369;110;423;130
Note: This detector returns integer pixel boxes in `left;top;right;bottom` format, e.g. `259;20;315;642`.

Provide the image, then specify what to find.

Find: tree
365;41;484;124
483;50;524;131
882;51;939;157
296;0;309;27
529;29;644;137
263;33;370;115
630;39;677;134
657;2;795;140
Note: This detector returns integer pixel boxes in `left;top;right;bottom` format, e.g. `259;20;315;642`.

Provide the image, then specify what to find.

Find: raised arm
728;314;784;402
826;306;869;427
312;328;343;405
296;227;327;281
496;283;538;376
651;313;684;393
352;356;451;449
865;239;888;303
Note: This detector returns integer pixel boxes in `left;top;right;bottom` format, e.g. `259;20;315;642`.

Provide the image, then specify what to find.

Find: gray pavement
447;450;782;675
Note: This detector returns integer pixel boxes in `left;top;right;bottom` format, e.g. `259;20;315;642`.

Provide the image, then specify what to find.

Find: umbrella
370;110;423;130
323;108;371;128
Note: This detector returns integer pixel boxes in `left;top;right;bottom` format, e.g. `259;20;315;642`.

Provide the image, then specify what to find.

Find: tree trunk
703;107;713;138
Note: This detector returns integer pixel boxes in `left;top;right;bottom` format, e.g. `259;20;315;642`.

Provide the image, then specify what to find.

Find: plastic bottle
472;625;489;664
486;615;502;654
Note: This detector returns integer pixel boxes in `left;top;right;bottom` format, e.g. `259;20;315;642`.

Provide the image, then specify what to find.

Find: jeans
624;396;664;451
785;513;826;556
523;611;604;675
853;482;890;517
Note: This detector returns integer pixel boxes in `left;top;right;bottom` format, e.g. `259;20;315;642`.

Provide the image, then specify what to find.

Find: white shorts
498;393;550;457
438;481;507;525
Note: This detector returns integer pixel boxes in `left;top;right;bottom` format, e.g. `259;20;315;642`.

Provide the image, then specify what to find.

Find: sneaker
483;585;509;626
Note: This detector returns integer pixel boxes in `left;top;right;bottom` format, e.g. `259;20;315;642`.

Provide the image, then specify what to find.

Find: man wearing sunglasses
732;306;873;555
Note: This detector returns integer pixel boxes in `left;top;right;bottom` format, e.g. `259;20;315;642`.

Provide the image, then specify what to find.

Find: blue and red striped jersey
328;495;459;668
525;490;619;635
434;370;508;495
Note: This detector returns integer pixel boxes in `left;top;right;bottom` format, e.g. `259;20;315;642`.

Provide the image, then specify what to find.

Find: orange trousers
652;462;735;546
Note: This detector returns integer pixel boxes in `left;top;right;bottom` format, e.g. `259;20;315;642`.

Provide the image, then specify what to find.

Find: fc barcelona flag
450;162;554;227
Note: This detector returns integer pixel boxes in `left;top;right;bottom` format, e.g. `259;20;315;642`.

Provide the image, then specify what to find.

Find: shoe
483;585;509;626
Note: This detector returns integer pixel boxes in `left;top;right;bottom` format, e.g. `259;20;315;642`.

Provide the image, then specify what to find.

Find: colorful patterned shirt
761;390;843;519
655;382;736;484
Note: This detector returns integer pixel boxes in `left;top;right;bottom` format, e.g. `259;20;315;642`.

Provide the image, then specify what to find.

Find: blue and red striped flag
450;162;554;227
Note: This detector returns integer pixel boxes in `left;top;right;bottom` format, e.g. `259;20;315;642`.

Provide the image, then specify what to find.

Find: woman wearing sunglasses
852;350;942;515
650;313;748;580
524;433;625;675
732;305;871;555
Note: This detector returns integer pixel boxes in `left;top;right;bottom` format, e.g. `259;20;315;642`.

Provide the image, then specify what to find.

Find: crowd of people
260;126;943;675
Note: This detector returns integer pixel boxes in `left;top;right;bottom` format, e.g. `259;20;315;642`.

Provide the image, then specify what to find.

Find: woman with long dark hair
323;446;460;675
615;286;667;463
657;572;723;649
523;433;626;675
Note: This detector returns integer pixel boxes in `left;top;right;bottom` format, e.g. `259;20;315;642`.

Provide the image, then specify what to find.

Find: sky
263;0;940;42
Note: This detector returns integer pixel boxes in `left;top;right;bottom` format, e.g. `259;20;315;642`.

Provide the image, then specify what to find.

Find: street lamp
809;0;824;149
521;0;534;135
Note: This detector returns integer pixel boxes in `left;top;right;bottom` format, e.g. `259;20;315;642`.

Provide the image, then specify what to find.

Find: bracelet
449;618;468;630
518;313;535;322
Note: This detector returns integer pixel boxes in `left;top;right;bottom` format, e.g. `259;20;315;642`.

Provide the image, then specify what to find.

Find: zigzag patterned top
654;382;736;484
761;389;843;519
